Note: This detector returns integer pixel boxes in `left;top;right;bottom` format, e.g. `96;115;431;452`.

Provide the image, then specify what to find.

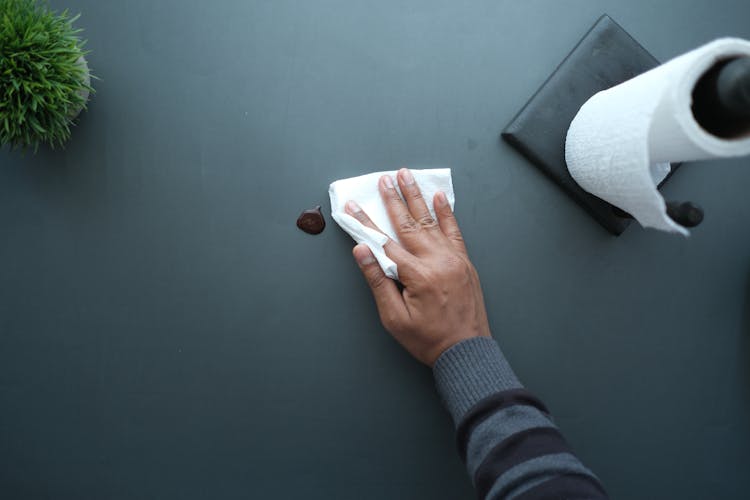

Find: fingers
378;174;431;252
345;200;418;273
434;191;467;253
352;244;409;331
345;200;384;233
396;168;439;231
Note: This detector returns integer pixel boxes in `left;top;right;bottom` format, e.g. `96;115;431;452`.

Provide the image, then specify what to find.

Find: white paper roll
565;38;750;235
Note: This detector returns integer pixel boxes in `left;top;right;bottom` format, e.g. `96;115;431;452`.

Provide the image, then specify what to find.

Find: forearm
433;337;607;500
343;170;608;497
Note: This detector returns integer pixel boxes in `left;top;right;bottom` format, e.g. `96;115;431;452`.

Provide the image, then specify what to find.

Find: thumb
352;244;408;331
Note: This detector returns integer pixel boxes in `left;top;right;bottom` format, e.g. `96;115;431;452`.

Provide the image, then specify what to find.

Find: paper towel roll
565;38;750;235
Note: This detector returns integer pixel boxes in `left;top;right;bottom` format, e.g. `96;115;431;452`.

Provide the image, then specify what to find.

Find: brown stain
296;206;326;235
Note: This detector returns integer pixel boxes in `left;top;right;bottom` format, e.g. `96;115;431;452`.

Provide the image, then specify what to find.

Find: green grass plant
0;0;93;151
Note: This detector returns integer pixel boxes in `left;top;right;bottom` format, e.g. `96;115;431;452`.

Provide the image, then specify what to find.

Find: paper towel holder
692;56;750;139
501;14;703;235
613;202;705;229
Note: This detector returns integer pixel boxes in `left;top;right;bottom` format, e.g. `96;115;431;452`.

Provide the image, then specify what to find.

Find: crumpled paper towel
566;38;750;235
329;168;455;279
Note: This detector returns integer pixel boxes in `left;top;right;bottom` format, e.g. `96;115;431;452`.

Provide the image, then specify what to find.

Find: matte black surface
2;2;750;500
502;15;659;235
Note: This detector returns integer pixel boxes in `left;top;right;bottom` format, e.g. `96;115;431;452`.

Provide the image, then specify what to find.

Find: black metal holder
501;15;687;235
692;56;750;138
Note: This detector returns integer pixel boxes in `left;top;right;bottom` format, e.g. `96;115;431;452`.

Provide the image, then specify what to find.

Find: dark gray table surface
2;1;750;499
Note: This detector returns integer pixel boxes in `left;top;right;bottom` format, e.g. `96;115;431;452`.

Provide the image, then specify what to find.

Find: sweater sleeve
432;337;608;500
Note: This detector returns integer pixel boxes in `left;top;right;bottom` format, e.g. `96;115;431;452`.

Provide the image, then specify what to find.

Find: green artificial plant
0;0;93;151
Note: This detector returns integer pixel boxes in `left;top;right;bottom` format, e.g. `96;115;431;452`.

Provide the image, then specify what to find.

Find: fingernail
382;175;394;189
436;191;448;207
346;200;362;213
400;168;415;186
354;245;376;266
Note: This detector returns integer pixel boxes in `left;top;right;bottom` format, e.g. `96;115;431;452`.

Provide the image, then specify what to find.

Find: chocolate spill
296;206;326;235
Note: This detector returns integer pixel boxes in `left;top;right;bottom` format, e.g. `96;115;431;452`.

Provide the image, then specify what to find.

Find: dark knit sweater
433;337;607;499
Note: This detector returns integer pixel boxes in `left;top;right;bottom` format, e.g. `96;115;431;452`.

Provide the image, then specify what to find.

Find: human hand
346;168;491;366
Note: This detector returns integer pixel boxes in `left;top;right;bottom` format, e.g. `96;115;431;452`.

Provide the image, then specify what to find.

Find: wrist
427;332;490;367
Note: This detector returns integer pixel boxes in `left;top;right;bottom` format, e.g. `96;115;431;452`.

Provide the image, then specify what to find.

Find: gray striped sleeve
432;337;608;499
465;405;556;479
433;336;522;425
488;452;599;500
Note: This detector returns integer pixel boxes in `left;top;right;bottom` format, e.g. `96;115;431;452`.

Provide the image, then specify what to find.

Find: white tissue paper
328;168;455;279
566;38;750;235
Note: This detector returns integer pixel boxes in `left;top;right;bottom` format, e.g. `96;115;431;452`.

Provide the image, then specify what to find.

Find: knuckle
419;256;465;283
450;256;473;276
367;271;388;290
443;254;463;267
416;267;437;284
418;214;437;228
398;216;419;233
441;210;456;221
387;189;403;203
407;188;424;202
